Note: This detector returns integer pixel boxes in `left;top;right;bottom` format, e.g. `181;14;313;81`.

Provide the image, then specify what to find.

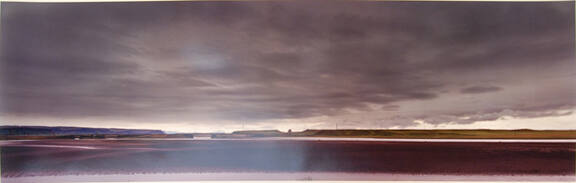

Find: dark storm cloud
1;1;574;127
411;104;574;126
460;86;502;94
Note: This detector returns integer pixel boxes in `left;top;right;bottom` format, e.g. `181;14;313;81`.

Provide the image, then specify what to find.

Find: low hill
0;126;165;136
232;130;284;137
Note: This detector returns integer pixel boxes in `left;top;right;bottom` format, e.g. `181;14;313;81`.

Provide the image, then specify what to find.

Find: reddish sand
1;139;575;180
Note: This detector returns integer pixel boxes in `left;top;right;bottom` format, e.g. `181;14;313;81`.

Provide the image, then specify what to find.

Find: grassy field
287;129;576;139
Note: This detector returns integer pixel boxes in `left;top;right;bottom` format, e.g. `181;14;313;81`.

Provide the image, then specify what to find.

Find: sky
1;1;575;132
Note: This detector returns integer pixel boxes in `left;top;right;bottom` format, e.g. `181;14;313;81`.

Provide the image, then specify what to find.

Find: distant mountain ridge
0;126;165;136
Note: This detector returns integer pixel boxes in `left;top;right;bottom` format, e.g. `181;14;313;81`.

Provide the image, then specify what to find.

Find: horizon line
2;125;576;134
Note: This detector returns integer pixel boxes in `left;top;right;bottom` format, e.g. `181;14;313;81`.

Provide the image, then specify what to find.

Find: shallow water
1;139;575;180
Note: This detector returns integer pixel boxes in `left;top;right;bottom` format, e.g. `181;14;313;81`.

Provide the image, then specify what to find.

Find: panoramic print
1;1;575;182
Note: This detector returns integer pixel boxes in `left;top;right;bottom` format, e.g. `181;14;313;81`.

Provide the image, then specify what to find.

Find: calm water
2;139;575;178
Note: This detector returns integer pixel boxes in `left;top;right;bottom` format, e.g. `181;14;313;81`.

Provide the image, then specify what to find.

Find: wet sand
1;139;575;181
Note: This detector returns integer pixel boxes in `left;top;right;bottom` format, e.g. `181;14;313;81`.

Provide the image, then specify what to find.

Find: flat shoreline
2;137;576;143
2;172;575;183
212;137;576;143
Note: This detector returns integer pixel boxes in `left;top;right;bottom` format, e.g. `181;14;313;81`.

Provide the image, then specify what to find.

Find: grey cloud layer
460;86;502;94
1;2;574;127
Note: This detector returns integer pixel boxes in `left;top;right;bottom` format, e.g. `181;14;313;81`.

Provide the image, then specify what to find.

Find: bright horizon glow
4;112;575;133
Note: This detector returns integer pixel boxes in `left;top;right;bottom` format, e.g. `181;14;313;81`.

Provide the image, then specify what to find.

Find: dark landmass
233;130;284;136
0;126;164;136
231;129;576;139
1;126;575;140
1;140;574;178
212;130;284;138
0;134;195;140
